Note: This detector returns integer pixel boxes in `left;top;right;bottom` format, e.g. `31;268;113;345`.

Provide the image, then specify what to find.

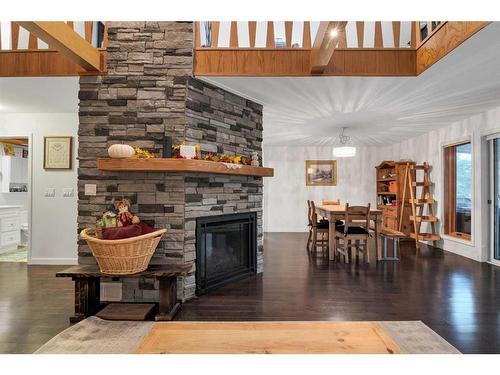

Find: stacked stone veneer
77;22;263;302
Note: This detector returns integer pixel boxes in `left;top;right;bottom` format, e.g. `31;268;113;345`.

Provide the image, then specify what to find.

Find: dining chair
307;200;329;253
334;203;371;264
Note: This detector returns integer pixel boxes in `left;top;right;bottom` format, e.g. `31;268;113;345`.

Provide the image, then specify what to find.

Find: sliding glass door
490;137;500;264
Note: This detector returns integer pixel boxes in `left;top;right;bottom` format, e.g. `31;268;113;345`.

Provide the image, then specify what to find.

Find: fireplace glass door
196;213;257;295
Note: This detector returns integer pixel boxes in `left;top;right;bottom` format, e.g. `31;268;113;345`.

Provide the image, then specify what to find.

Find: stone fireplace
77;21;264;302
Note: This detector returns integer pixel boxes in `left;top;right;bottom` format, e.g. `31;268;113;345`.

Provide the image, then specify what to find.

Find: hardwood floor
0;232;499;354
178;233;500;354
0;263;74;354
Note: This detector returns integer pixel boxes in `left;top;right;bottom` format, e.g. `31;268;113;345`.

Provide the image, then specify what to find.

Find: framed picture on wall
306;160;337;186
44;136;73;169
2;143;15;156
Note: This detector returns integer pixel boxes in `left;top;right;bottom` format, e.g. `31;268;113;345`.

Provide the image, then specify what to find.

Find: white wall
263;145;389;232
264;106;500;263
0;113;78;264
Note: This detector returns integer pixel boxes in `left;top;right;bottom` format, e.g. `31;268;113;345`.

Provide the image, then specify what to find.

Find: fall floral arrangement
121;144;256;166
172;142;252;165
131;147;155;159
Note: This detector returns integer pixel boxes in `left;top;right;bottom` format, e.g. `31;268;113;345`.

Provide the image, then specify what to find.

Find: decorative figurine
251;151;260;167
112;198;140;226
98;210;120;229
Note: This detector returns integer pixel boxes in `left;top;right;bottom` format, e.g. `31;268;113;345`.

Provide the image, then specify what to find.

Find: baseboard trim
29;257;78;265
419;240;480;262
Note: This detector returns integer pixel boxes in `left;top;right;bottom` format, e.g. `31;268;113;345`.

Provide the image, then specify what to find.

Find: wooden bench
379;229;407;261
56;264;192;323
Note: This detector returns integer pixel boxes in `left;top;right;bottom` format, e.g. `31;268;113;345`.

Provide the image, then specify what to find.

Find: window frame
443;140;473;241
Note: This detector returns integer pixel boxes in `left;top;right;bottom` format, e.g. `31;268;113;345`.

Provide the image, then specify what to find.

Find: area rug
0;246;27;262
35;317;460;354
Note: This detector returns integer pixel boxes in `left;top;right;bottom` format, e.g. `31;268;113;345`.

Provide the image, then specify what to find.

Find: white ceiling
204;22;500;146
0;77;78;113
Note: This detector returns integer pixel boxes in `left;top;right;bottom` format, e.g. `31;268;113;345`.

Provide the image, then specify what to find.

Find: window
444;142;472;240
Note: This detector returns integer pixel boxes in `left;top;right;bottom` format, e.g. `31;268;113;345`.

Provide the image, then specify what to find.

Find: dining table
315;204;383;262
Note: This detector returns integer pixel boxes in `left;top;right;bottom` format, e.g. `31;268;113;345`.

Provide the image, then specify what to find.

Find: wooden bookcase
375;160;415;235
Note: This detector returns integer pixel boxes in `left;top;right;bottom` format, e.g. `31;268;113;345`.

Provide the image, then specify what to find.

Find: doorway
0;137;31;263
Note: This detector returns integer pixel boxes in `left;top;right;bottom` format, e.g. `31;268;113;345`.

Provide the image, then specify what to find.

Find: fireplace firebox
196;212;257;295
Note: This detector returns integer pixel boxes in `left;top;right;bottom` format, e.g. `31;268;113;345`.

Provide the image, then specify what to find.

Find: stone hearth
77;21;263;302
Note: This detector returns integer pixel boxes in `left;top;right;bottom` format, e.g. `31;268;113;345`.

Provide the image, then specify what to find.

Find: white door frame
488;136;500;267
26;134;33;264
0;135;32;263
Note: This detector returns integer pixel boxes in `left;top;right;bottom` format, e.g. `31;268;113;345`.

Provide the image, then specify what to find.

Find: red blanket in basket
102;223;156;240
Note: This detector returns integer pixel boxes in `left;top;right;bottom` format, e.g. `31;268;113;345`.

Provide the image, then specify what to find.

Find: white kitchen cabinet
0;206;22;253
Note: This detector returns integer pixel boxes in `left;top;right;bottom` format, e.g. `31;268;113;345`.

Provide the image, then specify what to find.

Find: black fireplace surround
196;212;257;295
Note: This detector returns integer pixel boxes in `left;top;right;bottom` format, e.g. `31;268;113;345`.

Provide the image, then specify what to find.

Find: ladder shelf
399;162;441;249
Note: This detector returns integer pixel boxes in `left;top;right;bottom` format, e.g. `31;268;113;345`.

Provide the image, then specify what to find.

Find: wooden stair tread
410;165;430;170
410;233;441;241
380;228;407;238
410;215;438;222
412;181;432;187
409;198;434;204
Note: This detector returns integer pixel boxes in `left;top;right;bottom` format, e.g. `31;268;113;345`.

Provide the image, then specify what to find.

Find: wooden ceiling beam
16;21;102;72
310;21;347;75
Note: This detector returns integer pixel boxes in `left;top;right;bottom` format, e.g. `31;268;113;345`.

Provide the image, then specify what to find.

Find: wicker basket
80;227;167;275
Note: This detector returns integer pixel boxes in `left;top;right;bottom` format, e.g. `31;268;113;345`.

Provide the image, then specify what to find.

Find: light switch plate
84;184;97;196
44;188;56;197
63;188;74;197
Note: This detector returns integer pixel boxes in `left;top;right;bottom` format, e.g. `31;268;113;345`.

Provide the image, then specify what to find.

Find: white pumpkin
108;144;135;159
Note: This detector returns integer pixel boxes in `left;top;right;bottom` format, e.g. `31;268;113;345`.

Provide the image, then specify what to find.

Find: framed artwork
306;160;337;186
2;143;15;156
44;136;73;169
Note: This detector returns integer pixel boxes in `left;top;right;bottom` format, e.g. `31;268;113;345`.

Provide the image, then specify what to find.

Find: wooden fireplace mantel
97;158;274;177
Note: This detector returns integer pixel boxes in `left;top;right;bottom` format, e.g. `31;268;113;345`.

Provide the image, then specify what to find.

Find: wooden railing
0;21;106;50
195;21;422;50
415;21;444;47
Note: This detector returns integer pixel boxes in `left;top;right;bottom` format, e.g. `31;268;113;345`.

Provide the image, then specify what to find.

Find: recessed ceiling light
330;29;339;38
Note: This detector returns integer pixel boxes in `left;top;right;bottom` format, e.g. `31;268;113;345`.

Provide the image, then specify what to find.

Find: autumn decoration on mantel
171;142;255;166
132;147;155;159
106;143;258;167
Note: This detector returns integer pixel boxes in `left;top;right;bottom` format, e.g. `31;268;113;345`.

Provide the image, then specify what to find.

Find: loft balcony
193;21;490;76
0;21;490;77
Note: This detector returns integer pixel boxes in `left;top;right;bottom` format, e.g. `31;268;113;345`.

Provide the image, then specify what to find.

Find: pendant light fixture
333;127;356;158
